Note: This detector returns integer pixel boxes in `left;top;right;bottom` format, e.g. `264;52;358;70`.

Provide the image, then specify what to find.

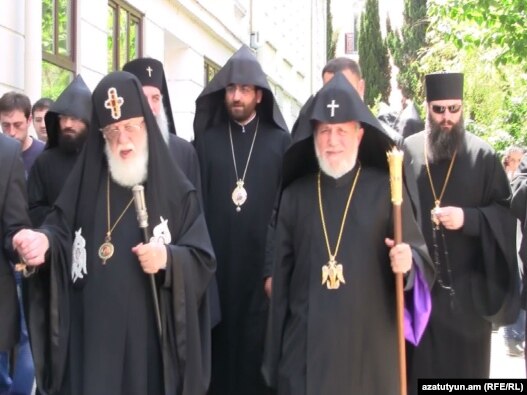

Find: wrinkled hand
12;229;49;266
132;241;167;274
432;206;464;230
385;238;412;274
264;277;272;299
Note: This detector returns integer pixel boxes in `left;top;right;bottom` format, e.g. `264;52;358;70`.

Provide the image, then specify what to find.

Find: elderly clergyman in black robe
404;72;519;392
27;74;92;227
13;71;215;395
262;72;434;395
193;44;291;395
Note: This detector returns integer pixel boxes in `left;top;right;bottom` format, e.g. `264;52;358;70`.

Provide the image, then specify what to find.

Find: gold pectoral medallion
98;238;114;265
321;258;345;290
232;180;247;212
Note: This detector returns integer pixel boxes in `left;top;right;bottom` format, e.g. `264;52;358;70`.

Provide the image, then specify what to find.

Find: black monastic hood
44;74;92;149
123;57;178;136
282;72;400;189
193;44;288;144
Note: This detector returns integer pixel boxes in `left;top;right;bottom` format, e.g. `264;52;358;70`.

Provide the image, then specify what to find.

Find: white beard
314;143;356;179
105;136;149;188
155;106;170;145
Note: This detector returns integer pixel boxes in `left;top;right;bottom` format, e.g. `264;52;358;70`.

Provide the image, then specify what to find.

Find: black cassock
24;164;215;395
404;131;519;392
263;166;433;395
198;116;290;394
168;134;202;200
27;148;78;226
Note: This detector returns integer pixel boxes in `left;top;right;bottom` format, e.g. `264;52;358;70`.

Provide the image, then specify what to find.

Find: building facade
0;0;327;140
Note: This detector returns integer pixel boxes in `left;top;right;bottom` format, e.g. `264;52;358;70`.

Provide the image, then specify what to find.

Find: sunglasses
431;104;462;114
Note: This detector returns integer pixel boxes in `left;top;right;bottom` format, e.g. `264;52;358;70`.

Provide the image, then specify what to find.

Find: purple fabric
404;265;431;345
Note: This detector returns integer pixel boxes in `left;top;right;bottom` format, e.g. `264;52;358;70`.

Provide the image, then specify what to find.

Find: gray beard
155;107;170;145
426;113;465;162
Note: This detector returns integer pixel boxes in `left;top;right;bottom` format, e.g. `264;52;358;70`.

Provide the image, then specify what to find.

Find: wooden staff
387;147;406;395
132;185;163;339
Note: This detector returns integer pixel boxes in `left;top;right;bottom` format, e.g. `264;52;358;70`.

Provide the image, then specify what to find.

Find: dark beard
426;113;465;162
58;127;87;153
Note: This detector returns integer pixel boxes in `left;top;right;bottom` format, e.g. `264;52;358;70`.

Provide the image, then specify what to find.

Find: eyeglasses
101;121;144;140
431;104;462;114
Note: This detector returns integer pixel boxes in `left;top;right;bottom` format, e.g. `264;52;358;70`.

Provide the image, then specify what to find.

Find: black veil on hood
282;72;400;189
44;74;92;149
123;57;178;136
193;44;288;145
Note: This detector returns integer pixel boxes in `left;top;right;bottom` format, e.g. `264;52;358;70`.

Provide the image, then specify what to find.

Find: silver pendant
232;180;247;212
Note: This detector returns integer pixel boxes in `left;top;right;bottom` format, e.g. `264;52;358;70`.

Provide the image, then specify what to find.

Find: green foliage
41;61;73;100
41;0;73;98
326;0;337;61
386;0;428;101
423;0;527;152
358;0;391;107
429;0;527;69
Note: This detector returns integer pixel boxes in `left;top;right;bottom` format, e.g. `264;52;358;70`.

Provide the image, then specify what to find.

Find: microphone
132;185;149;230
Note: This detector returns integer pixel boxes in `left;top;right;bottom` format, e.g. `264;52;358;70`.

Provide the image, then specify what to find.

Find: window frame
204;57;220;85
108;0;144;72
42;0;77;73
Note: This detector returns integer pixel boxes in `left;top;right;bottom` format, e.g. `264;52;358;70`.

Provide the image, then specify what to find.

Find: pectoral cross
146;66;153;77
327;100;339;117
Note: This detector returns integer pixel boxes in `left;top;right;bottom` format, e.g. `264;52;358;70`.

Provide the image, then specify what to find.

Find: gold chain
424;135;457;207
106;173;135;240
318;165;361;262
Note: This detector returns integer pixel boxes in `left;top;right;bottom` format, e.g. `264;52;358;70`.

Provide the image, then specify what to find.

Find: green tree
386;0;428;101
326;0;337;61
358;0;391;106
429;0;527;68
423;0;527;152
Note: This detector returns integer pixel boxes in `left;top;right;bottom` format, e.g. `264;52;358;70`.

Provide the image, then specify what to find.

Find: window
204;58;220;85
42;0;76;99
108;1;143;72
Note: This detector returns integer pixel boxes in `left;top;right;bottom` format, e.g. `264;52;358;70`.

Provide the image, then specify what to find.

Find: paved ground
490;329;525;378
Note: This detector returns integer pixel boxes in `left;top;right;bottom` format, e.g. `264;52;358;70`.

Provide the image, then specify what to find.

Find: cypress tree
358;0;391;107
387;0;428;101
327;0;336;61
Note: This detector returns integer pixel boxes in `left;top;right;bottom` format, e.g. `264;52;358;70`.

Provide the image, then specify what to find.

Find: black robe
262;166;433;395
24;71;216;395
404;131;519;391
168;134;202;200
27;148;79;226
25;164;215;395
198;117;290;395
511;155;527;307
